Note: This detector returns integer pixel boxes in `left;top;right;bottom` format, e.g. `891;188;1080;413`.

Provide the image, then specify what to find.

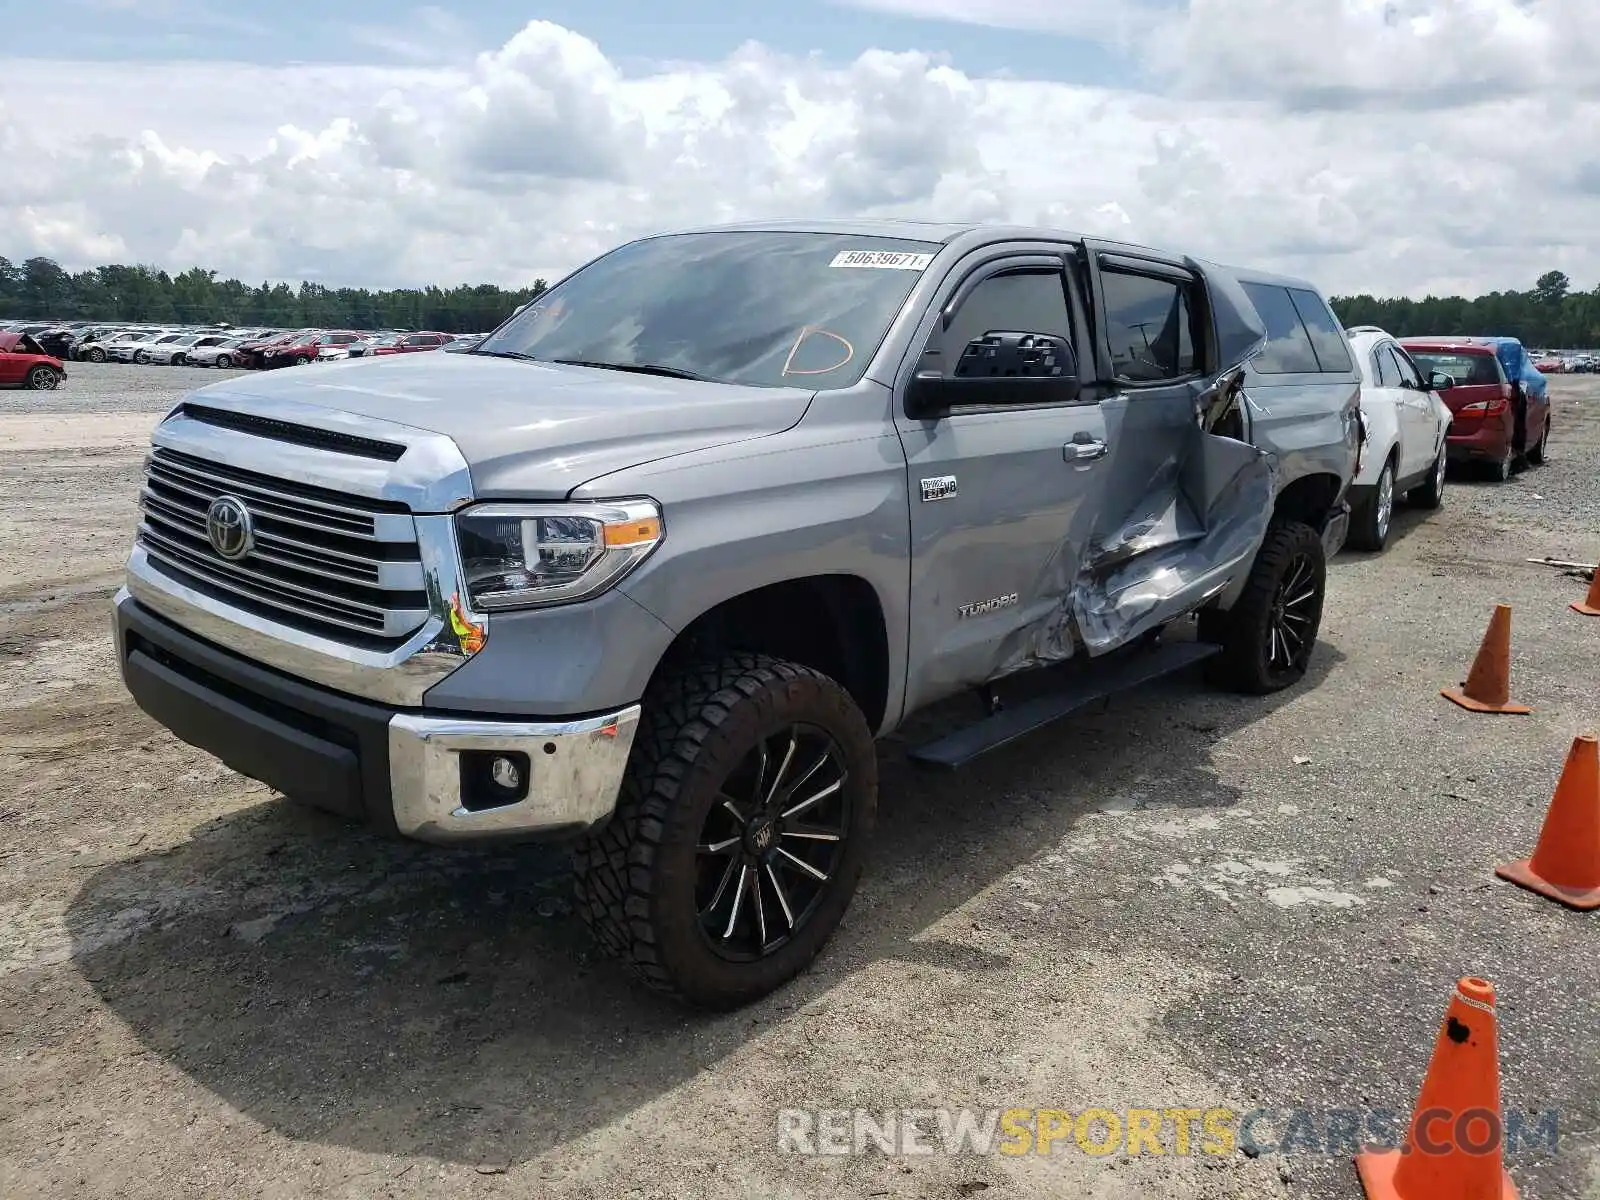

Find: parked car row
1533;352;1600;374
1310;328;1553;552
0;320;486;369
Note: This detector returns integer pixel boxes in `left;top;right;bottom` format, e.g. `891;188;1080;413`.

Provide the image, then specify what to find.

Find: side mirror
1428;370;1454;392
905;331;1080;418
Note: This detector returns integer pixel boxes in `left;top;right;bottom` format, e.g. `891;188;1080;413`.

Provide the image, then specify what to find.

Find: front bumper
114;590;640;845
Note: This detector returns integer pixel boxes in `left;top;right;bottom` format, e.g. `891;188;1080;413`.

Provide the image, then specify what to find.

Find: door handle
1065;438;1108;462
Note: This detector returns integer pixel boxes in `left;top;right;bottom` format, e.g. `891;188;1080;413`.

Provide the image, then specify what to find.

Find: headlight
455;500;663;610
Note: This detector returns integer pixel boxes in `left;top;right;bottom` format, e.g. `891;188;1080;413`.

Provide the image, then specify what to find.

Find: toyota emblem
205;495;254;561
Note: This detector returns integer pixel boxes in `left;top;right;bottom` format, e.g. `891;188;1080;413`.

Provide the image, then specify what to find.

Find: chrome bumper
388;707;640;844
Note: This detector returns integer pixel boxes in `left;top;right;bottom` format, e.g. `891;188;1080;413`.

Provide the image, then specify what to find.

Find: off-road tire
24;366;59;391
1206;520;1326;695
1410;445;1446;510
571;653;877;1009
1346;457;1394;552
1527;417;1550;466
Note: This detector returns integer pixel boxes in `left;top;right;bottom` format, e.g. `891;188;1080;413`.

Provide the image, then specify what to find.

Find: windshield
475;231;945;389
1408;350;1503;386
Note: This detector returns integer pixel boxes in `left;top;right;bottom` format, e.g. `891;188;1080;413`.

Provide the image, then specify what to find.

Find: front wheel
1207;520;1326;695
133;351;149;364
25;365;60;391
572;653;877;1009
86;347;106;363
1346;458;1394;552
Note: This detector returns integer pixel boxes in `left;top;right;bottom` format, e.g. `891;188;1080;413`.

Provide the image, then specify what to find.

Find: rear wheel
171;354;186;366
1347;458;1395;552
1207;520;1326;694
1485;445;1513;482
293;354;311;366
86;347;106;363
571;653;877;1009
24;365;59;391
1527;416;1550;465
1410;445;1446;510
215;353;232;368
133;351;149;364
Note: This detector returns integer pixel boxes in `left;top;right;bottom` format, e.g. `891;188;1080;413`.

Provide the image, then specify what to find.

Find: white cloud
1;7;1598;297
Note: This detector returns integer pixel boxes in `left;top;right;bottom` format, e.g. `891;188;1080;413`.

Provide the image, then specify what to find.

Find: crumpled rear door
1064;246;1274;655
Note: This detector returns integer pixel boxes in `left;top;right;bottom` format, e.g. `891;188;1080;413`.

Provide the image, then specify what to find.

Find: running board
908;641;1222;770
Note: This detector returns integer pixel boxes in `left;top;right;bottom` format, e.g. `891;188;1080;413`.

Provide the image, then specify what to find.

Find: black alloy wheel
695;723;851;963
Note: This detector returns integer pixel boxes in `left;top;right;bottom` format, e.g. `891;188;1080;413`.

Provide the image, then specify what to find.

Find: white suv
1343;326;1453;552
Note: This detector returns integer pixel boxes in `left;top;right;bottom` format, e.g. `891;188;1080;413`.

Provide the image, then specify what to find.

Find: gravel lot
2;363;1598;1200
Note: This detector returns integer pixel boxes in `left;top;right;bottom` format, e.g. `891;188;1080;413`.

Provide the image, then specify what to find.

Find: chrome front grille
137;447;429;643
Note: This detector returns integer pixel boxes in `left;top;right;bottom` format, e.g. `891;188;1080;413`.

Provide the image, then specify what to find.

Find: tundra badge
958;593;1019;619
920;475;958;502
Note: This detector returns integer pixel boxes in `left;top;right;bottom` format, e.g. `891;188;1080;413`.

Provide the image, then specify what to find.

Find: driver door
895;248;1109;714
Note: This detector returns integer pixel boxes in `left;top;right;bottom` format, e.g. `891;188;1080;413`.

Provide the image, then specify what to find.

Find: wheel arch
647;574;892;734
1273;471;1344;532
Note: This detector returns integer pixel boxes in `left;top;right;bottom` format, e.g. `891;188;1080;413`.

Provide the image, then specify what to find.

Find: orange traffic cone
1573;572;1600;617
1356;977;1518;1200
1495;733;1600;910
1442;604;1531;714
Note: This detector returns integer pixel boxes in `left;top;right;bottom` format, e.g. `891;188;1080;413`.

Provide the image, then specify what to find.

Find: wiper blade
467;348;542;362
550;358;720;383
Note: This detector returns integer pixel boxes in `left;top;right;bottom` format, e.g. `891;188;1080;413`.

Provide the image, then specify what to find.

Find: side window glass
1288;287;1353;372
1391;345;1422;388
1101;271;1197;382
937;270;1072;380
1241;283;1320;374
1372;347;1396;387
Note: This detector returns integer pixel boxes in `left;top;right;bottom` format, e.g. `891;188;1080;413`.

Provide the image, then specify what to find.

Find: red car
235;330;312;370
0;332;67;390
261;330;366;368
371;331;454;355
1400;338;1549;481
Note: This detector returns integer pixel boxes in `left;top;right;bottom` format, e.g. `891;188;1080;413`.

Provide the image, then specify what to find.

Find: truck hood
188;351;815;500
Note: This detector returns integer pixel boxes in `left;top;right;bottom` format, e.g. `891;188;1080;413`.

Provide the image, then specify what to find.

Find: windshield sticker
829;250;936;271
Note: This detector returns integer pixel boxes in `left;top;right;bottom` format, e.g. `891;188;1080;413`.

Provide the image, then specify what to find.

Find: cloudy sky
2;0;1597;298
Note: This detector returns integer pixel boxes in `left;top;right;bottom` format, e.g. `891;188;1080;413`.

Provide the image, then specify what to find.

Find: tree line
3;254;1597;349
1333;271;1600;351
0;256;549;334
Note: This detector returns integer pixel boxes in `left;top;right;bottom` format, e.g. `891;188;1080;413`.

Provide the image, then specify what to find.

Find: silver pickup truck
113;220;1361;1008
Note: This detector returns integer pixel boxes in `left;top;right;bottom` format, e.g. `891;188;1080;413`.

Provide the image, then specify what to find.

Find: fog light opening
459;749;532;812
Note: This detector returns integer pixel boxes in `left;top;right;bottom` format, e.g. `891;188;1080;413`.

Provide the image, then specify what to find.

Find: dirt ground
1;364;1598;1200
